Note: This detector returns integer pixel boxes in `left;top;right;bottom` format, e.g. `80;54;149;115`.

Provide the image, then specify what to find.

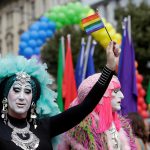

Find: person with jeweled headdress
59;73;136;150
0;41;119;150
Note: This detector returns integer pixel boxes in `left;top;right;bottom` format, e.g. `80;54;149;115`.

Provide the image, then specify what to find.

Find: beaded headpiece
16;72;31;84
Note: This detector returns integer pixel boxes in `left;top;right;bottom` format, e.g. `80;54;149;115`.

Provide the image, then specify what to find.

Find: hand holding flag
106;41;120;71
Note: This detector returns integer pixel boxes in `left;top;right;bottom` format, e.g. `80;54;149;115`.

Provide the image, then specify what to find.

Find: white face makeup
7;81;33;118
111;88;124;112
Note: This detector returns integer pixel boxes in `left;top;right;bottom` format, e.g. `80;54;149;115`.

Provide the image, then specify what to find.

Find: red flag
63;35;77;110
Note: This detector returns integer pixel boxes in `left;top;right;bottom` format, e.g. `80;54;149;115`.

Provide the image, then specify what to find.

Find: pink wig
71;73;121;133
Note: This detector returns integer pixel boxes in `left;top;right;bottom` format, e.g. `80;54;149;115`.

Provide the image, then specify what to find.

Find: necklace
8;120;39;150
106;124;120;149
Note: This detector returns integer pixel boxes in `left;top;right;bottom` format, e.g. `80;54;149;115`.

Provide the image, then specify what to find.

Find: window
19;6;24;24
0;16;1;33
0;40;2;55
6;33;13;52
7;12;13;28
31;1;35;20
42;0;46;12
6;12;13;29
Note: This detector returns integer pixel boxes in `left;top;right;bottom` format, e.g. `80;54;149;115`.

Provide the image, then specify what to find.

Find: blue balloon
28;40;37;48
19;42;28;49
39;22;48;30
39;30;47;39
30;31;38;39
47;22;56;32
34;47;40;55
23;47;33;58
47;30;53;38
18;49;24;55
36;39;43;47
29;22;40;31
20;32;30;41
40;16;49;22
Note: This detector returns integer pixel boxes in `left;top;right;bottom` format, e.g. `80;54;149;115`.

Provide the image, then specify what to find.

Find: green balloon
67;10;75;20
58;13;67;25
83;6;91;13
74;5;82;14
49;12;57;21
44;12;49;18
67;2;75;9
75;2;82;7
65;18;72;25
72;16;78;24
51;6;61;13
60;6;68;15
56;22;63;29
79;13;87;20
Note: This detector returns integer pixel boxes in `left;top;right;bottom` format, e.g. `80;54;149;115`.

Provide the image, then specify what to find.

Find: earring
30;102;37;129
1;97;8;124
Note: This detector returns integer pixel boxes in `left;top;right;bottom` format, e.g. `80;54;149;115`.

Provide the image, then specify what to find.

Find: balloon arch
18;2;122;59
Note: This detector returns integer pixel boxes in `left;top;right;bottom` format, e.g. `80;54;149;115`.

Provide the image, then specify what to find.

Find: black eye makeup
24;89;32;94
13;87;21;93
114;89;120;93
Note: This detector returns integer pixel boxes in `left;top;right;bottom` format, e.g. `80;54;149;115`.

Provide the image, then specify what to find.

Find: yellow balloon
80;22;84;31
87;9;95;16
92;28;105;40
102;18;107;25
109;28;116;37
99;36;111;48
105;23;113;31
112;33;122;45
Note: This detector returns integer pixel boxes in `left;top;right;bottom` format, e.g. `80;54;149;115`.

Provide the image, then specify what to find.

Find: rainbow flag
82;13;105;34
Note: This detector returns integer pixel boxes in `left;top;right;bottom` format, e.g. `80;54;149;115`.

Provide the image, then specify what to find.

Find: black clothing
0;66;114;150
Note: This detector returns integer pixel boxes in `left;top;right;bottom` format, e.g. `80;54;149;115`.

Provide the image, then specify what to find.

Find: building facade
0;0;72;55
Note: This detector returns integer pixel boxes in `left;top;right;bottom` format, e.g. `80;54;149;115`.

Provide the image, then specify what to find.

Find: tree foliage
115;1;150;89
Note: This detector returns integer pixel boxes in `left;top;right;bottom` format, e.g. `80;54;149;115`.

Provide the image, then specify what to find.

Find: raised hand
106;41;120;71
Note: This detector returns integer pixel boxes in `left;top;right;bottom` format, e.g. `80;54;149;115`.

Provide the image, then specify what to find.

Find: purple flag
118;19;137;115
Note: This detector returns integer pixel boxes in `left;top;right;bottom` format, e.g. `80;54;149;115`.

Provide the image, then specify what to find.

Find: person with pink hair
59;74;136;150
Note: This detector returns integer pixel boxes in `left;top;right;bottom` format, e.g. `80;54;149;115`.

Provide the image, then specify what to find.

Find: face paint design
111;88;124;111
7;80;32;118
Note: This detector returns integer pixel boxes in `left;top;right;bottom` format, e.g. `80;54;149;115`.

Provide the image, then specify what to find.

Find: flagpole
61;36;65;70
128;15;131;44
104;27;112;41
96;9;112;41
82;35;92;80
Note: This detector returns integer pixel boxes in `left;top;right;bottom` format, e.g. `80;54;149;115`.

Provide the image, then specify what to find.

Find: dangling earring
30;102;37;129
1;97;8;124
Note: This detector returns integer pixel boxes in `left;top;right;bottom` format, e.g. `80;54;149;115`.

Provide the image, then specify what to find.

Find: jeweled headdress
16;72;31;84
